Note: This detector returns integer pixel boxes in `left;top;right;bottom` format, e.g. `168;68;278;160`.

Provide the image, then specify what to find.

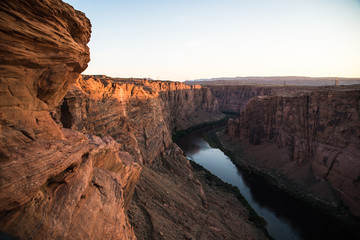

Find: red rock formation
225;86;360;216
52;75;271;239
54;75;223;164
0;0;91;144
0;1;269;239
0;1;140;239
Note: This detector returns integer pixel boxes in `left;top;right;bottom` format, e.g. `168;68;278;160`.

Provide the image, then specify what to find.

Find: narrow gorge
1;0;360;239
208;84;360;219
0;1;268;239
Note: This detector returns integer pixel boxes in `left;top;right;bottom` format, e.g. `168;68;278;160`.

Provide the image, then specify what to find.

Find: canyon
0;1;268;239
205;84;360;219
1;0;359;239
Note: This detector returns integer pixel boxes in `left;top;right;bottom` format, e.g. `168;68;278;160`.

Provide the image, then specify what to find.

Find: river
175;125;359;240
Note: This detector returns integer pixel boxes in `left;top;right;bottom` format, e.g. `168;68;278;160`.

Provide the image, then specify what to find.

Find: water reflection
176;126;360;240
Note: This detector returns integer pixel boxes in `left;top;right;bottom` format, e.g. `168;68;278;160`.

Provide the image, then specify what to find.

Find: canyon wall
0;1;268;239
225;86;360;216
53;75;223;165
54;75;268;239
0;1;140;239
208;85;277;113
208;84;329;114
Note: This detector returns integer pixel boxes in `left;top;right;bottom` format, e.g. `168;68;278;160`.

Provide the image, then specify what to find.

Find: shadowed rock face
0;1;140;239
208;85;276;113
225;86;360;216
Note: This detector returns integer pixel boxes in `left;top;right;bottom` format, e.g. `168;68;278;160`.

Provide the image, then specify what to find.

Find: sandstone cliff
53;75;223;164
53;75;270;239
225;85;360;216
0;1;140;239
0;1;272;239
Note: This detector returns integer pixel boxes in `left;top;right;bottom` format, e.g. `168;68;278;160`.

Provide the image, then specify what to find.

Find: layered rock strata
54;75;223;164
0;1;140;239
0;0;91;145
225;86;360;216
0;1;271;239
55;75;271;239
207;84;333;114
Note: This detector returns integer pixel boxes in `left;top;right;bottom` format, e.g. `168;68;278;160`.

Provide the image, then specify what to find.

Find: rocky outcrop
53;75;223;164
0;1;140;239
0;0;91;145
225;86;360;216
1;130;141;239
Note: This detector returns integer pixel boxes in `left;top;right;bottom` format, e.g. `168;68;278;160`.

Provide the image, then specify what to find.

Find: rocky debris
225;85;360;216
53;75;223;164
0;1;140;239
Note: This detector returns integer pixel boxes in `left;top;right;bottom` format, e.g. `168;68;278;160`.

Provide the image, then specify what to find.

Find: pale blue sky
64;0;360;81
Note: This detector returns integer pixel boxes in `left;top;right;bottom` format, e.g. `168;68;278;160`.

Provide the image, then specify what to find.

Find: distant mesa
186;76;360;86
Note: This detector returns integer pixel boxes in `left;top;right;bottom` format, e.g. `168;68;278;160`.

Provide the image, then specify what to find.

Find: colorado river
176;125;360;240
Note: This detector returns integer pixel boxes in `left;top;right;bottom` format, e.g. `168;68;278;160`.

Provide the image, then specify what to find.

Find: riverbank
128;142;270;240
190;160;272;239
190;160;272;238
205;127;360;239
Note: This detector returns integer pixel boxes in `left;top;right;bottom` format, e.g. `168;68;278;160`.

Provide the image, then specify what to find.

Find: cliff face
208;85;276;113
53;76;270;239
0;0;91;145
226;86;360;216
0;1;268;239
54;75;223;164
0;1;140;239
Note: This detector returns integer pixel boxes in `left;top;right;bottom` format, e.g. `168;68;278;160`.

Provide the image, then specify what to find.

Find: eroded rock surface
225;85;360;216
53;75;223;164
54;75;270;239
0;1;140;239
0;0;91;145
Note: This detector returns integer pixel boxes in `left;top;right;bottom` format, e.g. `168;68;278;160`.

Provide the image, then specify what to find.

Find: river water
176;126;360;240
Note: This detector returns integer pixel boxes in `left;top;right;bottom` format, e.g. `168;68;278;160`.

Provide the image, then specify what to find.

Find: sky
63;0;360;81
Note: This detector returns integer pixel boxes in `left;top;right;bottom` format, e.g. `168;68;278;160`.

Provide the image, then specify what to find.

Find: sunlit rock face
0;0;91;144
54;75;223;164
225;86;360;216
0;1;140;239
53;75;270;240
